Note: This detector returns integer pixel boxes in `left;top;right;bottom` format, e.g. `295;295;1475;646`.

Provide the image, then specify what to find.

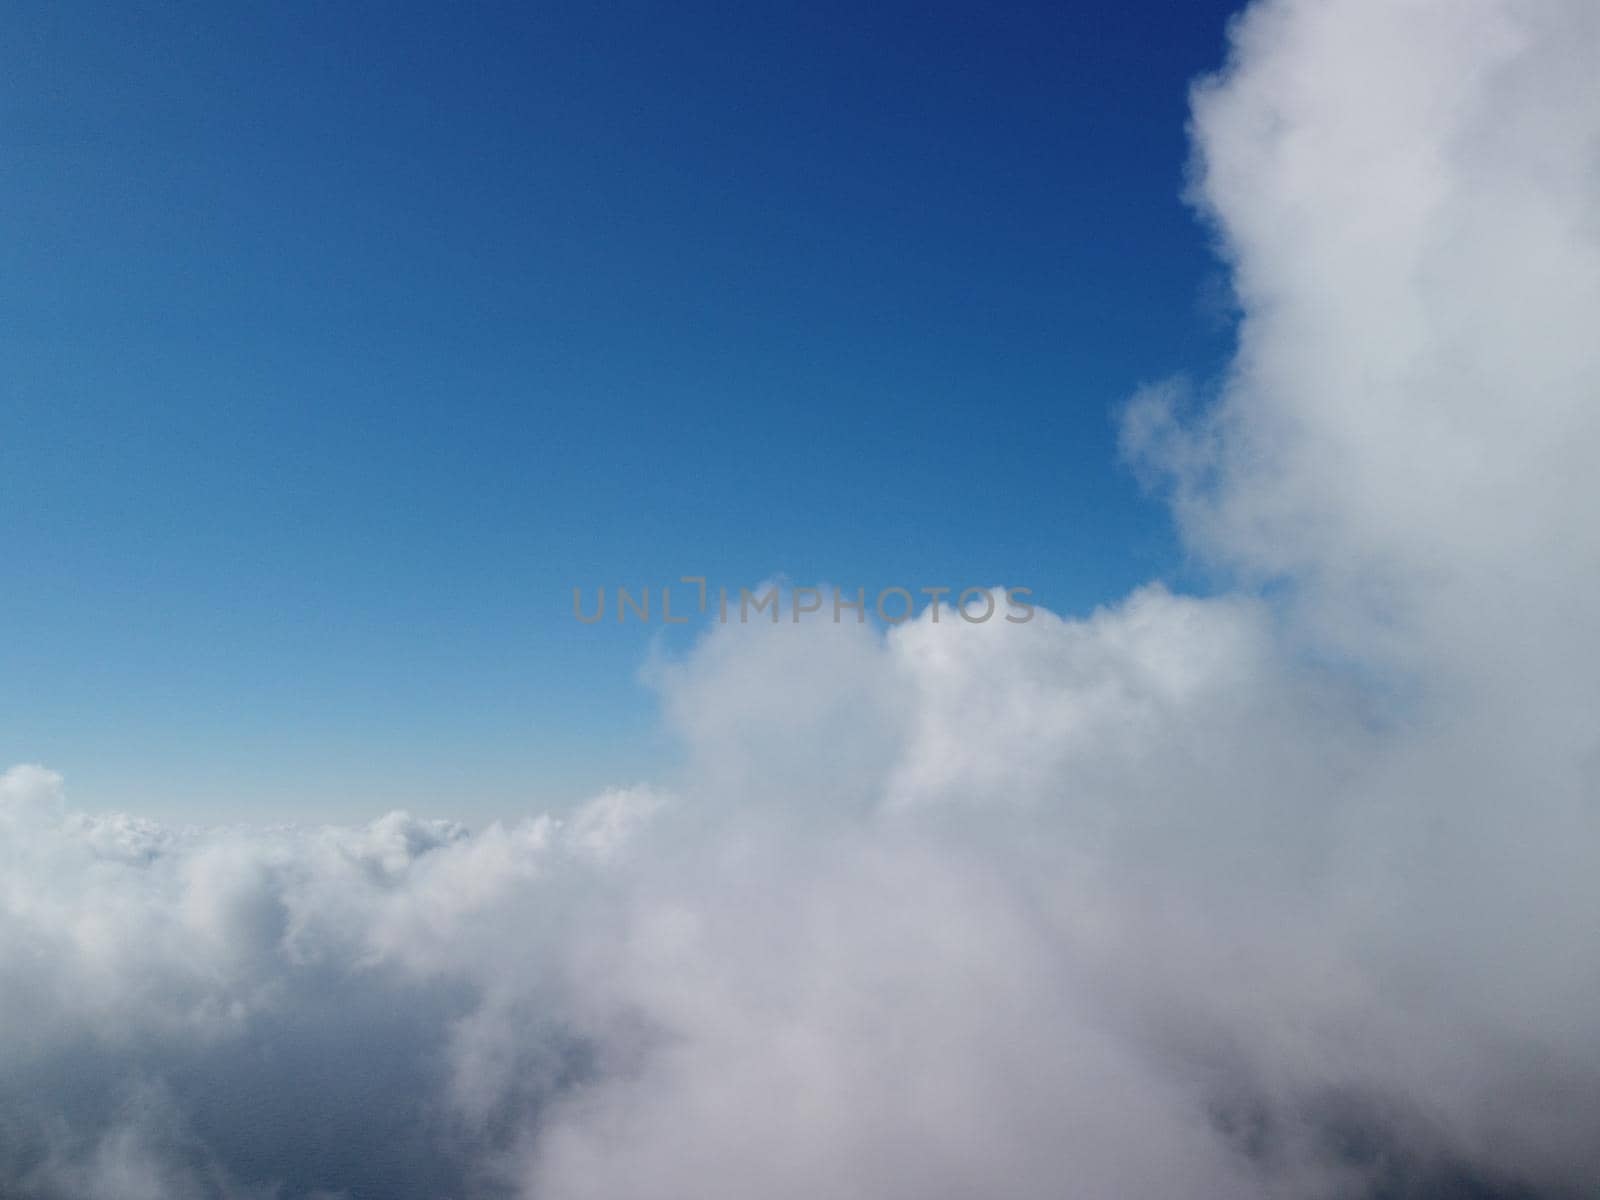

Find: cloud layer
5;0;1599;1196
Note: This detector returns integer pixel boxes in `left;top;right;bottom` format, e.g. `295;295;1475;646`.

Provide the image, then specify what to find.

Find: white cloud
5;0;1600;1196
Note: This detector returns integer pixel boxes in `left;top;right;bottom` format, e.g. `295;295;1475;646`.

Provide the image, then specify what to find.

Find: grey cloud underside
5;0;1600;1196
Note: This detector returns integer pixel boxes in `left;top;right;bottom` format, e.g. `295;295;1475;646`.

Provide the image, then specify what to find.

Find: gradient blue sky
2;1;1239;821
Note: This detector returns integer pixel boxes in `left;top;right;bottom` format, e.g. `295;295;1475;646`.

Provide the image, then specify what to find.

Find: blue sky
2;1;1239;821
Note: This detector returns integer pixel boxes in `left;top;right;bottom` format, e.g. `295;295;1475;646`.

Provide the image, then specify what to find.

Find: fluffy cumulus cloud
5;0;1600;1195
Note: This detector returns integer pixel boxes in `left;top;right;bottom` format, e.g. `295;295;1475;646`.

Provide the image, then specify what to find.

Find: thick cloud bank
5;0;1600;1196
